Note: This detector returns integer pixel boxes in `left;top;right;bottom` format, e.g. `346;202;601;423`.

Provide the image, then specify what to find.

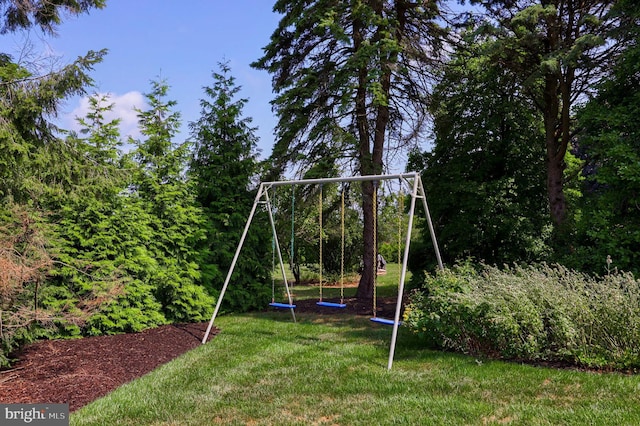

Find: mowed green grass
71;309;640;425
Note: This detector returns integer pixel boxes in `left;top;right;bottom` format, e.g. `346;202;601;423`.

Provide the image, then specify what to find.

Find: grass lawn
71;309;640;425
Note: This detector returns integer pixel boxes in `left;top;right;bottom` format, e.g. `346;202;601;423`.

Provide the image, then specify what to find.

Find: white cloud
65;91;146;141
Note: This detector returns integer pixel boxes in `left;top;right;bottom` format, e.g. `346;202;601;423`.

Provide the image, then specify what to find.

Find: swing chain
372;182;378;318
319;184;323;302
340;187;345;305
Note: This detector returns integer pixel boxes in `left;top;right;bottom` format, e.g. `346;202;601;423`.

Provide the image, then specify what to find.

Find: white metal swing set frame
201;172;444;370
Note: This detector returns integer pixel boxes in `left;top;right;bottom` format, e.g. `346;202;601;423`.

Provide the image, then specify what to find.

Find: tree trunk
353;10;374;302
357;180;376;300
542;68;574;228
543;73;567;227
541;5;577;230
546;151;567;226
354;1;394;303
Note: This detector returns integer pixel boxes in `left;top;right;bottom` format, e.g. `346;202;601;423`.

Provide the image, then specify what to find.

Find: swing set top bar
262;172;420;188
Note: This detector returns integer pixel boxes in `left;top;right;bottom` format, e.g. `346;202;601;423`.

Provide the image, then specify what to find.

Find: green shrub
404;262;640;369
85;278;168;335
378;242;399;265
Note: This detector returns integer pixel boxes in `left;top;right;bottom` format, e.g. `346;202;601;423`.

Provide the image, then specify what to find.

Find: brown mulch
0;322;218;412
0;298;400;412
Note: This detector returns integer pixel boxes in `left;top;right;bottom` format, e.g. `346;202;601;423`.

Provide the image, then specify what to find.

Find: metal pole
202;184;266;344
263;172;420;188
387;175;420;370
417;175;444;270
264;189;296;322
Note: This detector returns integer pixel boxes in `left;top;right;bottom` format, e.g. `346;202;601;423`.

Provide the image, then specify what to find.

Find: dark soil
0;297;400;412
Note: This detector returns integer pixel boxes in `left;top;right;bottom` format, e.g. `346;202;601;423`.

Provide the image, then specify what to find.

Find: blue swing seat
316;301;347;309
369;317;402;326
269;302;296;309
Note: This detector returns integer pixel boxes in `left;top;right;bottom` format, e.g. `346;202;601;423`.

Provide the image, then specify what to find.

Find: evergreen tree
0;0;106;203
571;0;640;275
0;50;106;203
49;95;166;335
189;62;270;312
76;94;122;164
129;78;214;322
411;29;551;269
253;0;445;300
0;0;104;34
0;203;54;366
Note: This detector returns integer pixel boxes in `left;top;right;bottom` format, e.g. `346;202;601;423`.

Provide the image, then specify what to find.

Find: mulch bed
0;297;400;412
0;323;218;412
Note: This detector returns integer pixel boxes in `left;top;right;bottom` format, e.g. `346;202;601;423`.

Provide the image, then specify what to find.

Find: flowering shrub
404;262;640;369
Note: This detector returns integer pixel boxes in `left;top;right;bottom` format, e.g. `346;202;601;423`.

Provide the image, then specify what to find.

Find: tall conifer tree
189;63;270;312
129;79;214;323
254;0;444;299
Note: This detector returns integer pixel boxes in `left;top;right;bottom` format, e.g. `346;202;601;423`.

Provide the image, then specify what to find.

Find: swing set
269;183;348;310
202;172;443;370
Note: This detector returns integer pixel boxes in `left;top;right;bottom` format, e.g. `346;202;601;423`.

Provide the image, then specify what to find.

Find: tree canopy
415;26;550;267
569;0;640;275
0;0;104;34
254;0;445;299
467;0;623;233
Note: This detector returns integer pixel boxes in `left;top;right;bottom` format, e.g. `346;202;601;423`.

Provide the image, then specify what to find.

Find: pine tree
0;0;104;34
0;50;106;203
129;78;214;322
189;62;270;312
253;0;445;300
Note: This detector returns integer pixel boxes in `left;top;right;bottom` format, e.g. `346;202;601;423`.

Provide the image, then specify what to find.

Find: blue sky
1;0;282;157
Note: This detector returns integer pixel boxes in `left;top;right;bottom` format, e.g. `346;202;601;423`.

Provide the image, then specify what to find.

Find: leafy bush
404;262;640;369
0;204;121;366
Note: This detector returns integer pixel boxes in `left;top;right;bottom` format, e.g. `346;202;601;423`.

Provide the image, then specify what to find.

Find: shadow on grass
238;309;453;369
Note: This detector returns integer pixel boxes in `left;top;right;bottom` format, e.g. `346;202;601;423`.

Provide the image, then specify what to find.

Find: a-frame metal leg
202;184;266;343
417;175;444;271
264;189;296;322
386;175;443;370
